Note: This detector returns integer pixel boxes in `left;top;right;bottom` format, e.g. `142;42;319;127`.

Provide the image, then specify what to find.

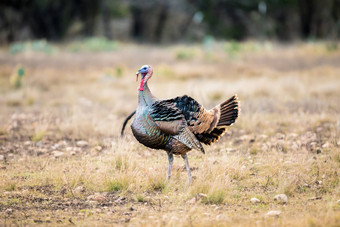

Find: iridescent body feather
129;65;239;183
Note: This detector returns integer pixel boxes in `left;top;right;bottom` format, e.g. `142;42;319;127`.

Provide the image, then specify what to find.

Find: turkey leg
166;152;174;180
181;153;192;184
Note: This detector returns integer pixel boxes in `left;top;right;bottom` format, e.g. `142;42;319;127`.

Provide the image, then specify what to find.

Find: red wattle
139;79;145;91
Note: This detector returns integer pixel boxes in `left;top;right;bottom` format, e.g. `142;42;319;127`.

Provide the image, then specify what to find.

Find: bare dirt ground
0;41;340;226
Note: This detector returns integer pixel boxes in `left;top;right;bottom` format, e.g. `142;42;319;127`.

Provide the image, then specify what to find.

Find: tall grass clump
205;189;226;204
145;172;168;193
107;178;129;192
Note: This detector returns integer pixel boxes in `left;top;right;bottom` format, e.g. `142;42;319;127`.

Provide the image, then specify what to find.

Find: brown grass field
0;41;340;226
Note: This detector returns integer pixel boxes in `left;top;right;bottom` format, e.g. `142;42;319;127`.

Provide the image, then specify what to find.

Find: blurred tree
299;0;340;39
0;0;339;43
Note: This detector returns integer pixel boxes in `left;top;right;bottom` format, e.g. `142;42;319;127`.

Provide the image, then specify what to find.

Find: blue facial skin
138;65;149;75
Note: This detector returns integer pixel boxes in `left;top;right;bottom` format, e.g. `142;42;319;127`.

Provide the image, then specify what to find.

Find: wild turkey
124;65;239;183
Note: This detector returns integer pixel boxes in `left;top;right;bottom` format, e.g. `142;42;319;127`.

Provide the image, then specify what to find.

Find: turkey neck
138;82;157;107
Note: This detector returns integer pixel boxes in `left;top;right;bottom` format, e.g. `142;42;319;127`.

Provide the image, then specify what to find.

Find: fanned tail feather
195;94;239;145
196;128;226;145
217;95;239;127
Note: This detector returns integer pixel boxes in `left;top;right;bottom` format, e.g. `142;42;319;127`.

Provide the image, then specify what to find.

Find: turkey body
131;89;192;155
129;65;239;183
132;105;170;150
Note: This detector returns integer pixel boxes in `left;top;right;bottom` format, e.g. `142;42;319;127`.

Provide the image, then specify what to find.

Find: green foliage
149;179;167;192
114;155;128;171
249;147;258;155
79;209;94;217
32;131;46;142
10;65;25;89
325;42;338;52
4;182;16;191
107;179;126;192
136;194;146;203
26;97;35;106
175;49;195;60
106;0;130;18
67;38;119;52
334;153;340;165
9;42;24;55
203;36;215;52
9;40;56;55
115;65;124;77
204;189;225;204
224;41;241;58
17;67;25;77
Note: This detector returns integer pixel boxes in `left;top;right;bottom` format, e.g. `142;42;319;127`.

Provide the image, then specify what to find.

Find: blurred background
1;0;339;44
0;2;340;225
0;0;339;140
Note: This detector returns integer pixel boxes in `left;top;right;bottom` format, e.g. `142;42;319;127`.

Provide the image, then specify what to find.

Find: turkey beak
136;70;141;81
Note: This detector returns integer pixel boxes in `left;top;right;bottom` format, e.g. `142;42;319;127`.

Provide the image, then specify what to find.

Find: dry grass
0;41;340;226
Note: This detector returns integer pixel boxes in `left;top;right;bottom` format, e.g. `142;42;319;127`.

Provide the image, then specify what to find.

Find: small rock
251;198;261;204
6;208;13;215
214;206;221;210
114;197;126;204
308;197;322;201
337;200;340;204
266;210;281;217
216;214;228;220
0;155;4;161
187;197;196;204
24;141;31;146
225;148;235;153
52;151;64;158
74;186;85;193
197;193;208;199
291;143;299;151
51;144;60;150
66;147;74;152
74;147;82;152
87;193;105;202
240;135;249;141
95;146;102;151
273;194;288;204
259;134;268;140
76;140;88;147
87;195;95;200
322;142;330;148
88;200;96;206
